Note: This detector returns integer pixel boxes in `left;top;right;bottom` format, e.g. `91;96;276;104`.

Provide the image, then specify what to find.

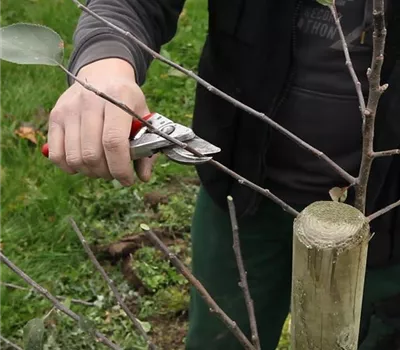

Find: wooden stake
291;201;370;350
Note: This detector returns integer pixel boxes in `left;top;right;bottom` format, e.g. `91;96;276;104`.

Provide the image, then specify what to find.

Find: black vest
191;0;400;268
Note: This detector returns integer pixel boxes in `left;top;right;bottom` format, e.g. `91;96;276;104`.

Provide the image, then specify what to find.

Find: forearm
68;0;186;85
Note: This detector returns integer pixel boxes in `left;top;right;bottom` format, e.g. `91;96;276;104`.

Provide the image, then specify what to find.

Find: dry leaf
329;186;348;203
15;125;37;144
14;124;44;144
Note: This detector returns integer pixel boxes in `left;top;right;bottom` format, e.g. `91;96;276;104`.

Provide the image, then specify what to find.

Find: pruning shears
42;112;220;164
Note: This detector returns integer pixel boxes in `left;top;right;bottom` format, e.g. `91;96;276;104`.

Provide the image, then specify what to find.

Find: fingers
134;155;157;182
47;114;76;174
102;95;135;186
63;110;98;177
48;90;100;178
80;95;112;179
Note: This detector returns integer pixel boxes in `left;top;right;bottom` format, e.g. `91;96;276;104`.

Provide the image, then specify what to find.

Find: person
48;0;400;349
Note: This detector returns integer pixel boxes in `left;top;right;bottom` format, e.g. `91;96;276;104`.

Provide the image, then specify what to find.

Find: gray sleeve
67;0;186;86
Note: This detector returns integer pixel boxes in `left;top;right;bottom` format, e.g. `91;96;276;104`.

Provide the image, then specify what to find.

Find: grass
1;0;290;349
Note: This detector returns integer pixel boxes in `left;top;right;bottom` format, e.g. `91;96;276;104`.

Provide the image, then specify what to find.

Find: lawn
1;0;290;349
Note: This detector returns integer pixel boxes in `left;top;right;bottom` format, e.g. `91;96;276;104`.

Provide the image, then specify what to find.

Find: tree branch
331;0;388;214
227;196;260;350
139;224;256;350
355;0;388;213
0;281;95;306
329;5;366;117
0;252;121;350
367;199;400;222
70;0;356;186
69;218;157;350
372;149;400;158
0;335;23;350
58;64;299;217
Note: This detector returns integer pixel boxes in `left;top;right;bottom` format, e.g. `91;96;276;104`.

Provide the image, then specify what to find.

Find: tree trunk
291;201;370;350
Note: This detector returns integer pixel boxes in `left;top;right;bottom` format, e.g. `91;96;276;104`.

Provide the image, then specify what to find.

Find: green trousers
185;186;400;350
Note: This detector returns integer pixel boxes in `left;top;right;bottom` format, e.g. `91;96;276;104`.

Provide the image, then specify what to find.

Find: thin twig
43;306;56;321
58;64;299;217
70;0;356;186
140;224;256;350
227;196;260;350
329;5;366;117
0;253;121;350
372;149;400;158
367;199;400;222
69;218;157;350
0;335;23;350
0;281;95;306
354;0;387;213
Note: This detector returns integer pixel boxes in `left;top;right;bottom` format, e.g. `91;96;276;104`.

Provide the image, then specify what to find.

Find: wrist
77;58;137;82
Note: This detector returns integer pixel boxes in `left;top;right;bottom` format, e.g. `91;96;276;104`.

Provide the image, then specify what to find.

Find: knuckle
103;130;125;151
49;108;64;124
65;154;83;168
80;89;100;106
48;152;63;164
82;149;101;165
104;85;123;100
106;82;129;96
107;82;142;102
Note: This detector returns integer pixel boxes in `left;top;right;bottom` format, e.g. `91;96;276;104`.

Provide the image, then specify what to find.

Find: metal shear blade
129;112;220;165
162;136;221;165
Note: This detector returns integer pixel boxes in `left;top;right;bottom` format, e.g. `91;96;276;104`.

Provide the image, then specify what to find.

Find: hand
47;58;156;186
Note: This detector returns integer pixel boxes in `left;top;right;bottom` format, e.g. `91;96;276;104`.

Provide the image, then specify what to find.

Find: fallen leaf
14;124;43;144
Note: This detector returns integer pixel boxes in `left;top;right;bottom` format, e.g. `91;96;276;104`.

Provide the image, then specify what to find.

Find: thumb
134;154;158;182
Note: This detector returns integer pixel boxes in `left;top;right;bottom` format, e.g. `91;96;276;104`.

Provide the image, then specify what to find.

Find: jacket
69;0;400;268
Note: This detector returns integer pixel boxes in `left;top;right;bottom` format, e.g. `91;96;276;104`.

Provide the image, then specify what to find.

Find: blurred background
0;0;290;348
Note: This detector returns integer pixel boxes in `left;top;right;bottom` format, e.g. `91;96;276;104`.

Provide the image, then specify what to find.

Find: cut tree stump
291;201;370;350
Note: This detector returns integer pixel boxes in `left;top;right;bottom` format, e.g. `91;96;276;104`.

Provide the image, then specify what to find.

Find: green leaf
23;318;45;350
160;48;171;61
317;0;333;6
136;319;152;333
167;68;186;78
0;23;64;65
62;297;72;310
78;314;96;336
140;223;150;231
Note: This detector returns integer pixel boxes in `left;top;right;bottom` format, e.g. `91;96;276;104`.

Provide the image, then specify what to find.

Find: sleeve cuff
67;34;148;86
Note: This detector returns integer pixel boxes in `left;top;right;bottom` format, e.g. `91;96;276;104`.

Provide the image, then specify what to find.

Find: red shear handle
129;113;153;138
41;113;154;158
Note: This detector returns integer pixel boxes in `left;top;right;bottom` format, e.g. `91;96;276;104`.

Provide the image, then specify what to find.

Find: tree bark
291;201;370;350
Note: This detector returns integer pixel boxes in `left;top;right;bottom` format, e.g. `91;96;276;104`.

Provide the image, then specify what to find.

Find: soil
150;313;188;350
